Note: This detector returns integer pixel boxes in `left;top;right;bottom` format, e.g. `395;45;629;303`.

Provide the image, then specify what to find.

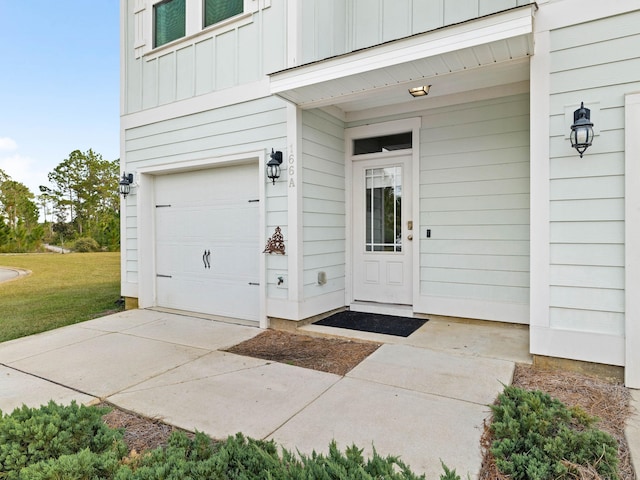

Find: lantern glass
570;102;594;157
119;182;131;196
267;162;280;184
119;173;133;197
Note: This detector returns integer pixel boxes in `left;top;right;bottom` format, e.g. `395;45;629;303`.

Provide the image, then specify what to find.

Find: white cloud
0;153;50;195
0;137;18;151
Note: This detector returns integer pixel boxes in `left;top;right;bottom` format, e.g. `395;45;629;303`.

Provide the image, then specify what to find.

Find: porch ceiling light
408;85;431;97
119;173;134;198
570;102;594;158
266;149;283;185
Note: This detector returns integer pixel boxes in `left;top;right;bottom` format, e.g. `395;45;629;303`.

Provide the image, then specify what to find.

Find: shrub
0;402;459;480
72;236;100;252
116;432;433;479
0;401;127;480
490;386;619;480
18;449;123;480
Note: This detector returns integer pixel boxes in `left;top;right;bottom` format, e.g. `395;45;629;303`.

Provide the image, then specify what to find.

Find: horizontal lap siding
420;94;530;311
548;10;640;336
301;110;346;299
124;97;287;284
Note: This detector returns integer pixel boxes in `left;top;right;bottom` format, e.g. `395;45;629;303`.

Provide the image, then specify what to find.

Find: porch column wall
530;1;640;368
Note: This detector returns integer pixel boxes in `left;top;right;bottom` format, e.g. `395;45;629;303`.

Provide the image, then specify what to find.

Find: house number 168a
288;150;295;188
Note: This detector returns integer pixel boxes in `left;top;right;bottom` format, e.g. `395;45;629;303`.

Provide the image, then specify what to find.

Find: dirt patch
479;363;634;480
102;404;192;453
224;329;381;376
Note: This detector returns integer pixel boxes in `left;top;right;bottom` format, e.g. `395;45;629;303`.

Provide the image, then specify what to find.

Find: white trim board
270;6;534;93
267;290;345;321
344;117;422;312
414;295;529;325
625;91;640;387
135;150;268;329
531;326;625;366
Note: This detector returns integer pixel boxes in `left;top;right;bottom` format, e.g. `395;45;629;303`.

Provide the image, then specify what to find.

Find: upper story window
154;0;185;48
204;0;243;28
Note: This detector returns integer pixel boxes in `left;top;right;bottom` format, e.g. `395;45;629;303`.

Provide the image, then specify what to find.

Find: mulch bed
224;329;381;376
101;404;192;453
479;363;634;480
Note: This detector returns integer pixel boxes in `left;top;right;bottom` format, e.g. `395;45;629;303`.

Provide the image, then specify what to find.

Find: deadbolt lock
407;220;413;230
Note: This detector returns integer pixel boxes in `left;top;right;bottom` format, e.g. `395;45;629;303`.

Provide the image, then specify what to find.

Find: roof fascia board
270;5;534;94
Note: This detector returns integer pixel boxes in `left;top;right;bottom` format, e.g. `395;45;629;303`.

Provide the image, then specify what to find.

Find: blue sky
0;1;120;196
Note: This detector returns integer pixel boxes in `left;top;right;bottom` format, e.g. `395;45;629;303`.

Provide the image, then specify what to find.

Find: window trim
153;0;186;49
203;0;244;29
142;0;258;59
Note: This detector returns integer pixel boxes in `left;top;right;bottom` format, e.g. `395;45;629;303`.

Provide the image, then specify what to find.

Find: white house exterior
120;0;640;387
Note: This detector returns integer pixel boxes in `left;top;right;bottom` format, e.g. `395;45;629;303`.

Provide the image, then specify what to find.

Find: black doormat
314;311;428;337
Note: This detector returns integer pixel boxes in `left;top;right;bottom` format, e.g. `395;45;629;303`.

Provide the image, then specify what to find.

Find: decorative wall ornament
263;226;285;255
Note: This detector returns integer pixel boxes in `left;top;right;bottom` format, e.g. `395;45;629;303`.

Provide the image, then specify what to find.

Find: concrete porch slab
407;317;532;364
348;343;514;405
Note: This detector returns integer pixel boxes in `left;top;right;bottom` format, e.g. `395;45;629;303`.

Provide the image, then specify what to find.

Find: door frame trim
136;150;268;328
344;117;422;311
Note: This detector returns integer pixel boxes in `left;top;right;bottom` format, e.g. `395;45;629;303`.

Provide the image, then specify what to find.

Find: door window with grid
365;166;402;252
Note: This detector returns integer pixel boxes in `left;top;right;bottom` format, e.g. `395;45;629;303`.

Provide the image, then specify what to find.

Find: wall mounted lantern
119;173;134;198
408;85;431;97
570;102;594;158
266;149;283;185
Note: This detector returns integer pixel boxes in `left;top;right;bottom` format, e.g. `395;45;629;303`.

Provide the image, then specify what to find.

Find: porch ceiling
269;5;534;114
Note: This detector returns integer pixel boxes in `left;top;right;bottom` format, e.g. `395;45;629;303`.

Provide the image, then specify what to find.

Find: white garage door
154;163;260;322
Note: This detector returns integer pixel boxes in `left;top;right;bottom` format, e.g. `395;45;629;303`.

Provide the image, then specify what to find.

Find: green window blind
204;0;243;27
154;0;186;48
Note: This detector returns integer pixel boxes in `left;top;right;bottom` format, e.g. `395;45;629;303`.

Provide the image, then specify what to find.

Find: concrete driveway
0;308;576;478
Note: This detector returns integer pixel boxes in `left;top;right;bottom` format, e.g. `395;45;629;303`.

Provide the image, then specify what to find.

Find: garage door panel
210;244;260;277
154;164;260;322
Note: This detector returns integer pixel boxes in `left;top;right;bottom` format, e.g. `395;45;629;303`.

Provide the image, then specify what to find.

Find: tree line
0;149;120;253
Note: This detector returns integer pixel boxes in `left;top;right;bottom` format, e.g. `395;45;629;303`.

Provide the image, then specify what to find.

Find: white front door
154;163;260;322
352;155;413;305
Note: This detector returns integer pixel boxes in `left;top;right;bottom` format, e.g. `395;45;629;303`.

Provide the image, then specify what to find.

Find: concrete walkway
0;266;29;284
0;268;18;283
0;308;600;478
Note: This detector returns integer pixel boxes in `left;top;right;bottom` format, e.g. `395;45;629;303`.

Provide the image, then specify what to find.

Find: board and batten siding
418;93;530;323
301;110;346;300
546;10;640;344
123;97;287;287
123;0;286;115
299;0;533;64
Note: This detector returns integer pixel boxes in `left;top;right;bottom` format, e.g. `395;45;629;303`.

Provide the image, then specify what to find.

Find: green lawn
0;252;122;343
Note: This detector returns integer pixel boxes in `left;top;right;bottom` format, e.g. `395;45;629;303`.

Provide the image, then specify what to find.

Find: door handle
407;234;413;241
203;250;211;269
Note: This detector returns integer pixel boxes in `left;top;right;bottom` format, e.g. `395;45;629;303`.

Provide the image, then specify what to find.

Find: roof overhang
269;5;535;113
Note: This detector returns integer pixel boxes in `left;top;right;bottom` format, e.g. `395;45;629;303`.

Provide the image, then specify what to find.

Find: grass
0;252;122;343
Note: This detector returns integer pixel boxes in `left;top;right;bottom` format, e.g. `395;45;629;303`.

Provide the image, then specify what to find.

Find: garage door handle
203;250;211;269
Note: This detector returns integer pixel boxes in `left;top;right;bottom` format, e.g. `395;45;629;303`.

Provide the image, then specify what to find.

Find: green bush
490;386;619;480
18;449;123;480
116;431;432;480
0;401;127;480
0;402;461;479
72;236;100;252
